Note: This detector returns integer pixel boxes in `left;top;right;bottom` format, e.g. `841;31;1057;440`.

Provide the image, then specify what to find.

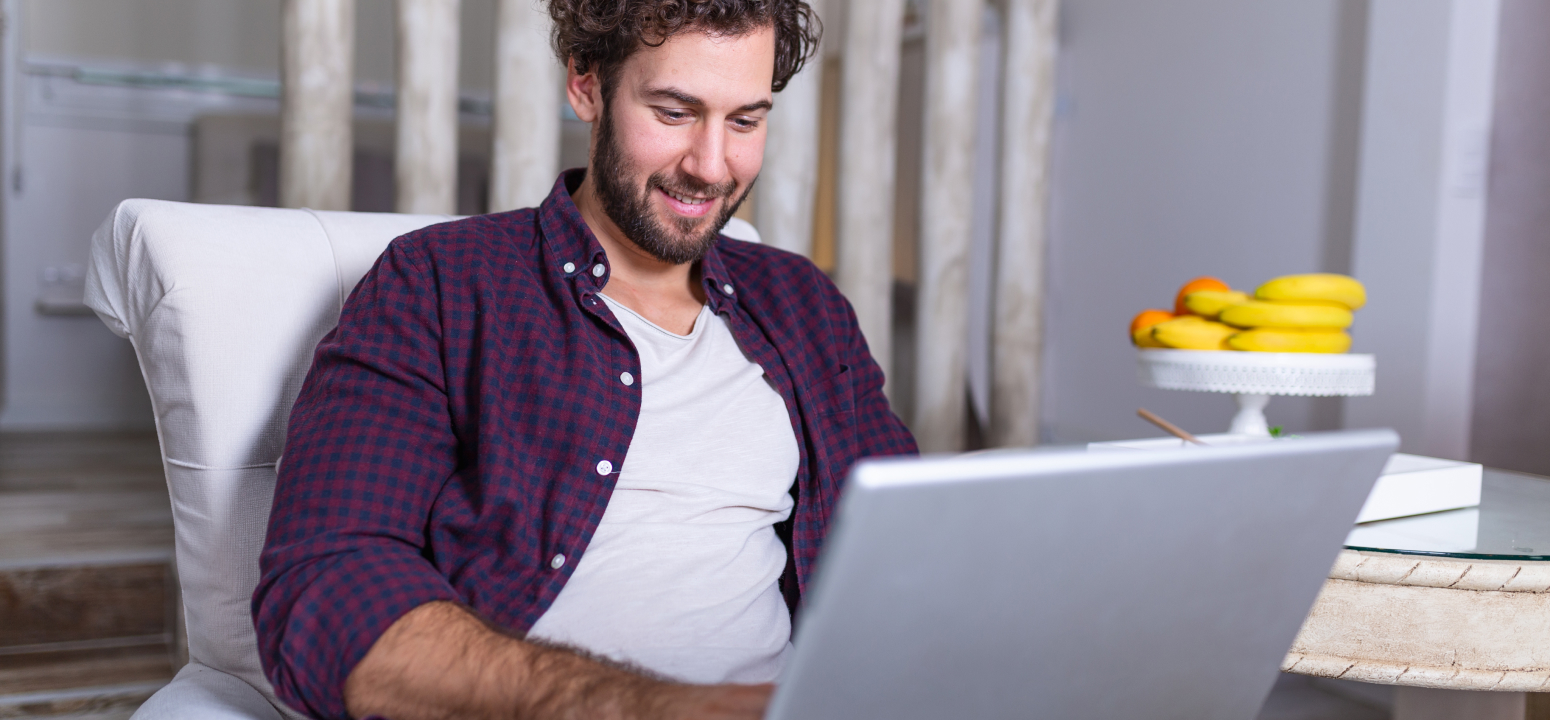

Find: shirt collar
536;170;739;314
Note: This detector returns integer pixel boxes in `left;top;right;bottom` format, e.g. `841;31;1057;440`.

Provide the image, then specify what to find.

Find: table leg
1533;693;1550;720
1394;687;1536;720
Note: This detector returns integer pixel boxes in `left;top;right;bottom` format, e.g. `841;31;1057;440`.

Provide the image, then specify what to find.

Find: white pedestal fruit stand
1136;349;1375;436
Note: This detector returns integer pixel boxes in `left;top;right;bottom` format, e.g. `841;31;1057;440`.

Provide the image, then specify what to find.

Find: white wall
1470;0;1550;476
1342;0;1499;459
1042;0;1502;452
1041;0;1369;443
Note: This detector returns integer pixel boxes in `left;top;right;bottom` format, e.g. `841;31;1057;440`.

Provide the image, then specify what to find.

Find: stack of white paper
1087;434;1482;523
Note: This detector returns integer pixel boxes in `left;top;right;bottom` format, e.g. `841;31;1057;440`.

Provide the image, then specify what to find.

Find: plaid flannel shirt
254;171;918;719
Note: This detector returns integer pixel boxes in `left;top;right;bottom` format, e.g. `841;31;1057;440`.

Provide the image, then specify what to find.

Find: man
254;1;916;718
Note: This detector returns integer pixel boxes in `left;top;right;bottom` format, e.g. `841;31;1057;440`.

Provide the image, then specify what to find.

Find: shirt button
592;264;606;277
722;283;735;295
596;460;613;475
550;554;566;569
620;371;634;386
563;262;576;273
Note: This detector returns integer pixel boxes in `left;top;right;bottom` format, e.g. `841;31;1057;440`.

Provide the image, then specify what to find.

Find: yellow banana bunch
1182;290;1251;319
1256;274;1366;310
1150;316;1237;350
1219;300;1353;330
1227;328;1352;354
1132;274;1366;354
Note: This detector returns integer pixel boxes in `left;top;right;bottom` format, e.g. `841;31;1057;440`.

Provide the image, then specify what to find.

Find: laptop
765;429;1398;720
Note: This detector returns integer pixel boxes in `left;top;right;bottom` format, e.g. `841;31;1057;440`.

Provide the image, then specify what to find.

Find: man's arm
257;239;467;718
345;601;773;720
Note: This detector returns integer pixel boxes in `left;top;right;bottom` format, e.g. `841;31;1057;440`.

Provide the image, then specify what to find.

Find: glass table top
1345;468;1550;561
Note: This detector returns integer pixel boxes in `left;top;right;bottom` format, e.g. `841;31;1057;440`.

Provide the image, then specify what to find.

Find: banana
1219;300;1353;329
1133;328;1168;348
1255;274;1366;310
1151;317;1236;350
1182;290;1251;319
1228;328;1352;354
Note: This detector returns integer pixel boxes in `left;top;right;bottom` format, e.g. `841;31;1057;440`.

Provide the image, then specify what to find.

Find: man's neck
572;172;707;335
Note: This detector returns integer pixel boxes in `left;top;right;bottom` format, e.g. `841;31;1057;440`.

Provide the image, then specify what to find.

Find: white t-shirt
525;296;800;684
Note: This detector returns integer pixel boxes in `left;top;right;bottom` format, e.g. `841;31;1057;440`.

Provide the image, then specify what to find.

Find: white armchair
85;199;759;719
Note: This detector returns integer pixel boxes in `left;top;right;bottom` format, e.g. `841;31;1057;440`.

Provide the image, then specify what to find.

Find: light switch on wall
36;263;91;316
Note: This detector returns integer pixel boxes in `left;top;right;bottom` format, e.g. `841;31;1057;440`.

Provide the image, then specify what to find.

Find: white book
1087;434;1481;524
1356;453;1482;523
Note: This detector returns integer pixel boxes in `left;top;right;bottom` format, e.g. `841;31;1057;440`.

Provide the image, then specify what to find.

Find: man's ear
566;59;602;124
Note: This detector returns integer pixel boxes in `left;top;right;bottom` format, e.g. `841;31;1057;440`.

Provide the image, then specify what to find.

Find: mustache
648;171;736;202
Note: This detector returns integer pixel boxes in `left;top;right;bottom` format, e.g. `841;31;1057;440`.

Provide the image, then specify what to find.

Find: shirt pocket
805;365;856;418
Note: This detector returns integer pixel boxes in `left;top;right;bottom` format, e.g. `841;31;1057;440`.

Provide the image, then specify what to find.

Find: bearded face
589;90;757;266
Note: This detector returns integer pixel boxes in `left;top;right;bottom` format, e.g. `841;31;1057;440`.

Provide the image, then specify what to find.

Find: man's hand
343;601;773;720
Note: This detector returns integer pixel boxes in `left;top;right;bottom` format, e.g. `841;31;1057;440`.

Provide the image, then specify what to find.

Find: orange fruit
1130;309;1173;347
1174;276;1231;315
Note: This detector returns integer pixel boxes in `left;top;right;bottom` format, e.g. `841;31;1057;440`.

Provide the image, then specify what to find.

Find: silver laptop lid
767;429;1398;720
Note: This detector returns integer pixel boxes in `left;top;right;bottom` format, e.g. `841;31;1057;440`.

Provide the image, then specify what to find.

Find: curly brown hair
545;0;822;94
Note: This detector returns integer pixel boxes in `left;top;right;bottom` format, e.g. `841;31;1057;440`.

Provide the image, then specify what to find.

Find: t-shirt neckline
599;293;710;341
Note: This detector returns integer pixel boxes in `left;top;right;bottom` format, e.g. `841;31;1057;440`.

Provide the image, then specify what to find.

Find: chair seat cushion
132;662;299;720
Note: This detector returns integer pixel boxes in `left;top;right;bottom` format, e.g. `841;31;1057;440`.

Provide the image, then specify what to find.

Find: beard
590;100;755;266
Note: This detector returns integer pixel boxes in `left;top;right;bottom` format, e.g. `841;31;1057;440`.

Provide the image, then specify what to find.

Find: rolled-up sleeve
254;239;462;720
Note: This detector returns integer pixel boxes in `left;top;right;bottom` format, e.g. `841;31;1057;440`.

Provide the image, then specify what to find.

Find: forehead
617;25;777;105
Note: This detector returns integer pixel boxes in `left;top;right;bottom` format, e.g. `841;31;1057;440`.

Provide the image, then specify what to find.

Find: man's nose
681;121;730;188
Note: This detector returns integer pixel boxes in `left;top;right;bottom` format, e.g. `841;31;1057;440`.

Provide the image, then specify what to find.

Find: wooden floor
0;432;175;720
0;431;170;567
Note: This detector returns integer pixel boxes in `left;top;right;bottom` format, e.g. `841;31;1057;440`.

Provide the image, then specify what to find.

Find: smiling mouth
656;185;722;219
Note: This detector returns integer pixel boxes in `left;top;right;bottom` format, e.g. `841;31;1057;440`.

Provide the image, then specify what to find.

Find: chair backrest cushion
85;200;455;715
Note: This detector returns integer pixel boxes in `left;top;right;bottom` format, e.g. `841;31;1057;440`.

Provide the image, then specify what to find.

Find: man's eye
659;109;691;122
731;117;760;131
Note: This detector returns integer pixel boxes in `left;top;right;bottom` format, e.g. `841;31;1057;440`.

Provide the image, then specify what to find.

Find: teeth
667;190;708;206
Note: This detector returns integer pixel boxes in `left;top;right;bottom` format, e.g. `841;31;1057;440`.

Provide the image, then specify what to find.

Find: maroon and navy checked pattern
253;171;917;719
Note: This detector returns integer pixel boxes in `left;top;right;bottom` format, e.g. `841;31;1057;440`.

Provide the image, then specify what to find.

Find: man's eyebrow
642;86;773;114
643;86;705;106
